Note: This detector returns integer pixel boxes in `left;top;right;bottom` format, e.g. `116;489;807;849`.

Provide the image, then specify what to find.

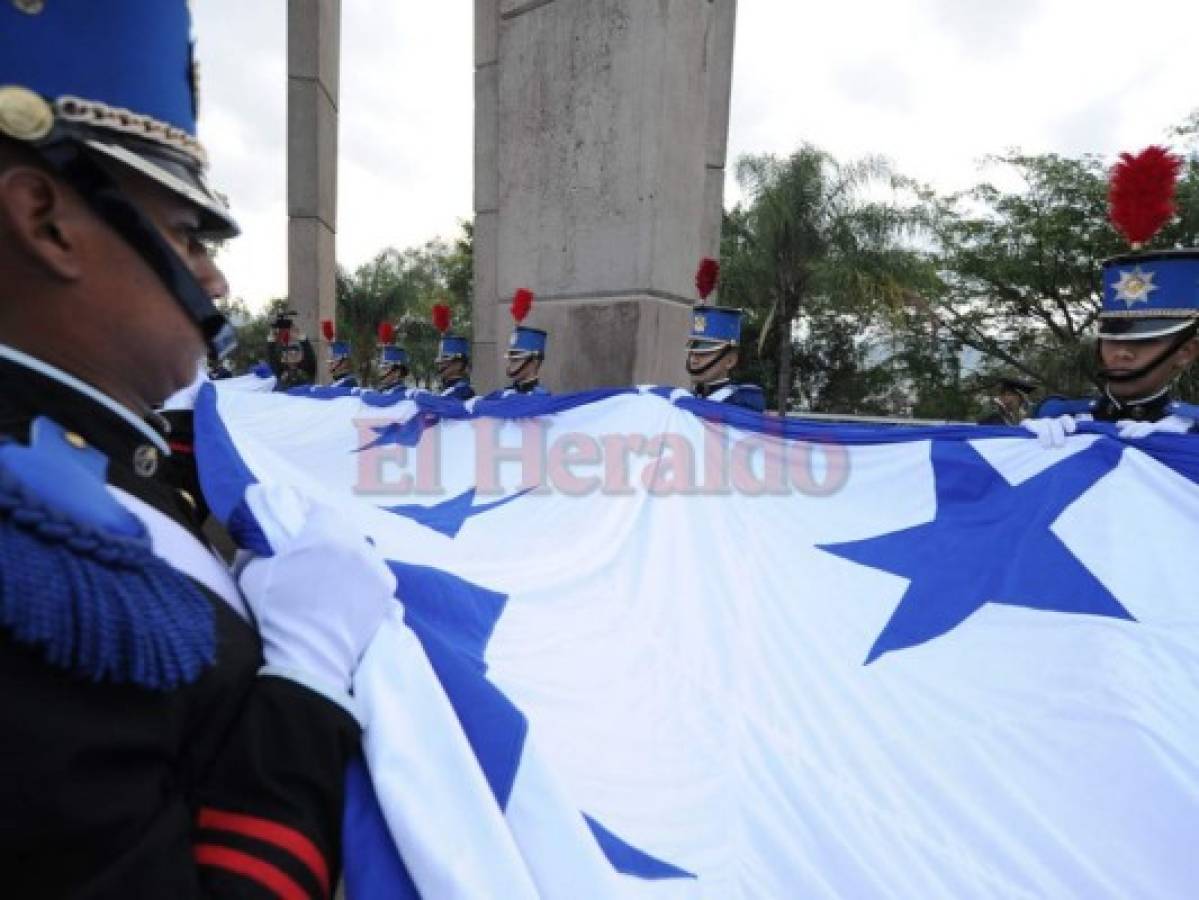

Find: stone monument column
473;0;738;393
287;0;341;378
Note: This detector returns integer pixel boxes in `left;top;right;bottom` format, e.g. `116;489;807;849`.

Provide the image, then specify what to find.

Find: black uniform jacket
0;353;358;899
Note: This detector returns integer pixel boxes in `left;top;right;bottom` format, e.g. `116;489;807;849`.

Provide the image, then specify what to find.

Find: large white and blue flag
193;384;1199;898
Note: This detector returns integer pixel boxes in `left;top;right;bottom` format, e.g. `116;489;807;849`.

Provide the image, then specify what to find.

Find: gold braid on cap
55;95;208;168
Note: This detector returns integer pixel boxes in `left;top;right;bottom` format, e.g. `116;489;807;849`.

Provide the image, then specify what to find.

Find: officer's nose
194;253;230;301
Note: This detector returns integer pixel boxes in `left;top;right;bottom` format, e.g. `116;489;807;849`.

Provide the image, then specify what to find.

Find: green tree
722;146;932;413
334;221;475;387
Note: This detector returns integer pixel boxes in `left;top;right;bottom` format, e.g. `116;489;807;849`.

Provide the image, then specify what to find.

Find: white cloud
191;1;1199;310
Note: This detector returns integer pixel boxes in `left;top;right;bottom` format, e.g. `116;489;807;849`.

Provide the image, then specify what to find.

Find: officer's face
688;346;736;383
437;357;466;382
506;353;540;381
1100;335;1199;399
0;148;228;412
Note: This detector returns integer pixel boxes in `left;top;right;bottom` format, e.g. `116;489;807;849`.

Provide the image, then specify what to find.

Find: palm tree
729;146;926;413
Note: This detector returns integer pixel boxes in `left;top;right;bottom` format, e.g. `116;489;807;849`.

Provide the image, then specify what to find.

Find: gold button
64;431;88;450
177;489;197;511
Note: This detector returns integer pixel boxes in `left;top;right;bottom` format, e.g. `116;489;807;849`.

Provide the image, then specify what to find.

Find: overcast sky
193;0;1197;310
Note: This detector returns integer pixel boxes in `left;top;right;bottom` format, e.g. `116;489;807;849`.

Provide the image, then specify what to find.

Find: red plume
321;319;335;342
695;257;720;301
1109;145;1183;247
432;303;452;334
511;288;534;323
377;322;395;345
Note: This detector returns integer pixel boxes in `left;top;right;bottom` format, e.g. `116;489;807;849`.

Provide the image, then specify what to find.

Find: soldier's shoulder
1034;395;1096;418
0;418;214;690
731;384;766;412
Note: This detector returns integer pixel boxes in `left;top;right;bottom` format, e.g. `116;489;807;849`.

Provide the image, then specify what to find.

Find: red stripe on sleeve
197;807;329;896
195;844;310;900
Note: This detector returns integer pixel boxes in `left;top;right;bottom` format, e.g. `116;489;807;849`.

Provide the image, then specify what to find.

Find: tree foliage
720;146;937;414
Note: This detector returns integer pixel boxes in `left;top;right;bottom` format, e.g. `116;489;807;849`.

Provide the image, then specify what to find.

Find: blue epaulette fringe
0;455;216;691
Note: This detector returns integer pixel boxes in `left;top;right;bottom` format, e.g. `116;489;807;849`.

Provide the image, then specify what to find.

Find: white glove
238;485;395;718
1116;414;1194;439
1020;415;1078;448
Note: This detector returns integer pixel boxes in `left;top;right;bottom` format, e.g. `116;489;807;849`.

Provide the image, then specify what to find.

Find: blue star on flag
819;439;1135;664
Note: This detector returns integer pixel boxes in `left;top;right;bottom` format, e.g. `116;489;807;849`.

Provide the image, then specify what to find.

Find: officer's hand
1116;414;1194;439
1019;415;1078;448
238;485;394;716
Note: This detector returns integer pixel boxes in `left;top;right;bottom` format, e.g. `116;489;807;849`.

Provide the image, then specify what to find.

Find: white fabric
239;484;394;696
215;371;278;393
207;388;1199;899
355;610;542;899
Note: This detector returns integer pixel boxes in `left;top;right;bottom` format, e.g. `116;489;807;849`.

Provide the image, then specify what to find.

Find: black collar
0;350;169;469
694;378;731;399
1093;387;1172;423
512;378;540;394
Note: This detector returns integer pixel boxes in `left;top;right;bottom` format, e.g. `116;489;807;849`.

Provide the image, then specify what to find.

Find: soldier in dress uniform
686;306;765;412
321;319;358;389
267;310;316;391
0;4;391;896
1024;147;1199;446
977;376;1036;425
432;303;475;400
687;258;765;412
484;288;550;400
375;322;411;393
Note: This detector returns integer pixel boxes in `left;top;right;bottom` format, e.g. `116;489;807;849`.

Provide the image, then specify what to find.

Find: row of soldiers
244;272;768;410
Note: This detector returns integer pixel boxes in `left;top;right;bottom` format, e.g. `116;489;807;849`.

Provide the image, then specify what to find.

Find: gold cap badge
13;0;46;14
0;85;54;142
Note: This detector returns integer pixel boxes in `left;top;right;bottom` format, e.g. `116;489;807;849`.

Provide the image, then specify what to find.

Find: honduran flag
194;382;1199;898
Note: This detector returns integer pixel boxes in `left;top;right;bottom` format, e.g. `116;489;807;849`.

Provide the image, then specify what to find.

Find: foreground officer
1024;147;1199;445
0;4;390;896
687;258;765;412
484;289;550;399
432;303;475;400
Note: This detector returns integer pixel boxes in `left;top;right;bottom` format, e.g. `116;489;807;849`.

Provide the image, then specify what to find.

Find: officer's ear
0;161;85;281
1176;336;1199;371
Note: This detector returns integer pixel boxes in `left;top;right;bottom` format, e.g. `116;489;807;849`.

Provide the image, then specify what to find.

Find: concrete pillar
288;0;341;380
473;0;738;393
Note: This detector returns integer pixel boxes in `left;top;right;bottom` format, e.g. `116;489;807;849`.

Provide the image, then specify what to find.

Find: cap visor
1098;317;1198;340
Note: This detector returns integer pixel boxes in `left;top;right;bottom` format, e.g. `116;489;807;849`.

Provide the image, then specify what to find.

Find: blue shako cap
0;0;239;357
688;305;743;348
0;0;235;236
380;345;409;366
508;326;547;357
438;335;471;360
1099;249;1199;340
